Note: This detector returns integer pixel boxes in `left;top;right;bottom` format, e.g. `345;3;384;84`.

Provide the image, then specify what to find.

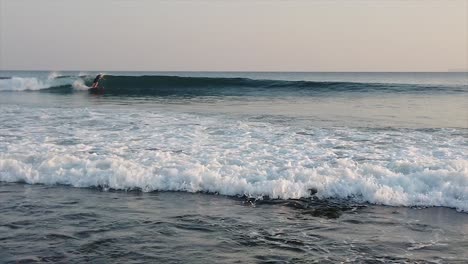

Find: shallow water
0;183;467;263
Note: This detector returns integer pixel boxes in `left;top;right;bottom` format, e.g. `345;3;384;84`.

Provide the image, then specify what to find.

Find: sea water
0;71;467;263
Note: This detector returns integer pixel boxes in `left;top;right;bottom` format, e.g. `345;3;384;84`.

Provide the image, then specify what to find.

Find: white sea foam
0;105;467;211
72;79;90;90
47;72;61;80
0;72;77;91
0;77;50;91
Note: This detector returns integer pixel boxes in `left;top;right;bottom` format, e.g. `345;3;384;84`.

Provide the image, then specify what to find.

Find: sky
0;0;467;72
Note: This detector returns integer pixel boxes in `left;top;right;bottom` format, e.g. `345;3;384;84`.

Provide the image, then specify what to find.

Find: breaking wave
0;74;465;95
0;73;89;92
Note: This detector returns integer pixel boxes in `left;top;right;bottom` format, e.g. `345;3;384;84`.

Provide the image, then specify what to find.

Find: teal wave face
85;75;467;96
2;73;466;96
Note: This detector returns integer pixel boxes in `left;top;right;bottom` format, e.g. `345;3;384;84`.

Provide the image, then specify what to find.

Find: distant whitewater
0;72;90;91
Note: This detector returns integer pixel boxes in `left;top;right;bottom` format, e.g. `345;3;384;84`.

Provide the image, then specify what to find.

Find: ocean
0;71;467;263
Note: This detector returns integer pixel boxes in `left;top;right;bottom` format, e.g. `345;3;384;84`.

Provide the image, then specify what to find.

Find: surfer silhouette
91;74;103;88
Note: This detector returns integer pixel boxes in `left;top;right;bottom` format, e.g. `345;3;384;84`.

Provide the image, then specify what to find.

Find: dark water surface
1;183;467;263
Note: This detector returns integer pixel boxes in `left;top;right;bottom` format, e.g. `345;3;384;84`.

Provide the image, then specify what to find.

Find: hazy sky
0;0;466;71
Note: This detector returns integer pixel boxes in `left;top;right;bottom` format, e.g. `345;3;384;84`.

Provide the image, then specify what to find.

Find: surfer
91;74;103;88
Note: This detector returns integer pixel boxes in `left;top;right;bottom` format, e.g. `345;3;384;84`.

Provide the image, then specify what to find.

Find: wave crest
1;74;465;95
